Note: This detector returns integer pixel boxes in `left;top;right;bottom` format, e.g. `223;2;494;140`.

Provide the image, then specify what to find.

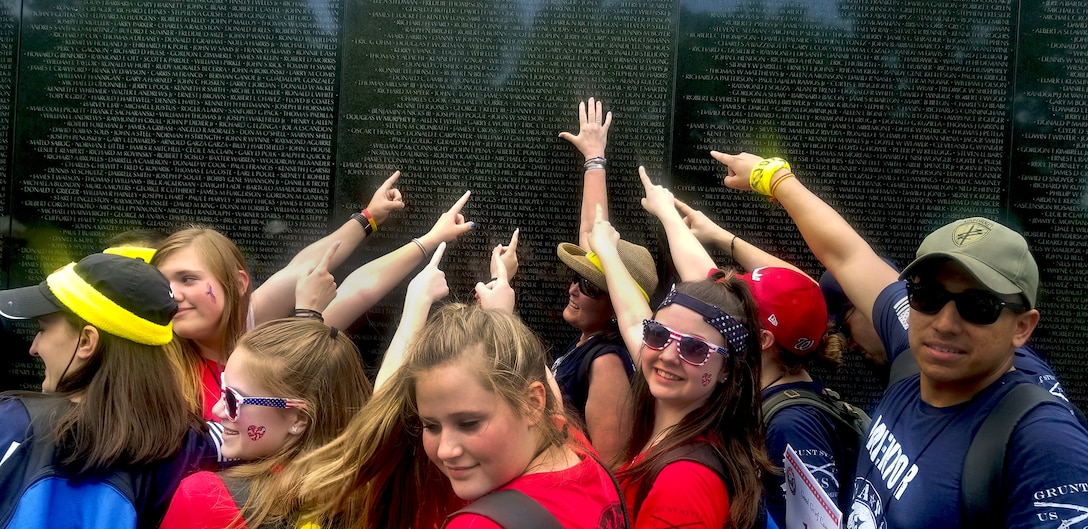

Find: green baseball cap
899;217;1038;308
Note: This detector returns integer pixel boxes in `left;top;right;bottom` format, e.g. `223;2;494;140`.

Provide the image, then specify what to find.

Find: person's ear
236;269;251;296
288;411;310;437
76;325;99;360
759;329;776;352
525;381;547;425
1011;309;1040;349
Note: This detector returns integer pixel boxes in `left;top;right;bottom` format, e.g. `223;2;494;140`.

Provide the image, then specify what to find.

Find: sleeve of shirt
634;461;729;529
160;471;242;529
1004;402;1088;529
872;281;911;364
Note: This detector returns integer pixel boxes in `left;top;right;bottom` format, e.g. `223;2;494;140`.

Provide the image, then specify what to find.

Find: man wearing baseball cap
714;151;1088;529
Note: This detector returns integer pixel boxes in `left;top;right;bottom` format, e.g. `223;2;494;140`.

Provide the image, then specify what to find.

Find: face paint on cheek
206;283;216;302
701;373;712;387
247;425;266;441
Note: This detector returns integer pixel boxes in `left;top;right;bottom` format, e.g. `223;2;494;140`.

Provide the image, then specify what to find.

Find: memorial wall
0;0;1085;412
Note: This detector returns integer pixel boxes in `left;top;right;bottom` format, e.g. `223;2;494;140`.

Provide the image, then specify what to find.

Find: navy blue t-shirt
847;282;1088;528
763;380;844;529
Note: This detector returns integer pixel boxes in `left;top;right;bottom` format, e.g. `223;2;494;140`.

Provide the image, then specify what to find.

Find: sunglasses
220;374;306;422
906;281;1026;325
642;319;730;366
571;273;605;298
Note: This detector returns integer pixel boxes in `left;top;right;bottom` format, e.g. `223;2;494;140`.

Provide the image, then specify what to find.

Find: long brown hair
39;313;197;474
151;226;252;413
618;272;773;529
284;303;570;529
222;318;372;528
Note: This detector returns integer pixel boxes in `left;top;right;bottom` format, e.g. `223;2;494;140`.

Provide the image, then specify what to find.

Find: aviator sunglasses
571;272;605;298
906;281;1027;325
220;374;307;422
642;319;730;366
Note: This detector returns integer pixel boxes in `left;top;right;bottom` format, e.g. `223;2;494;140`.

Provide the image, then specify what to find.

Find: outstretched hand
425;191;474;246
710;151;766;191
407;242;449;305
296;241;340;312
638;166;680;220
476;244;515;313
558;97;612;160
365;171;406;224
587;204;620;256
675;199;725;245
490;229;519;280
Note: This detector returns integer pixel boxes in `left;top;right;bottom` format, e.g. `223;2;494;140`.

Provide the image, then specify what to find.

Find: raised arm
711;151;898;321
637;167;715;282
674;199;803;275
586;205;651;360
250;172;406;324
375;242;449;391
323;191;473;330
559;98;612;249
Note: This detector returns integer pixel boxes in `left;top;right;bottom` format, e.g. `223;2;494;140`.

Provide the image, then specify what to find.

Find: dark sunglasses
220;374;306;422
906;281;1026;325
571;272;605;298
642;319;729;366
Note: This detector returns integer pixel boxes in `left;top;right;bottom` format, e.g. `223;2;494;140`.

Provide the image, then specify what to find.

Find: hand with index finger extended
296;240;340;312
674;198;722;245
710;151;766;191
366;171;406;224
490;229;519;280
426;190;474;245
407;241;449;304
477;245;515;313
638;166;679;220
588;203;620;257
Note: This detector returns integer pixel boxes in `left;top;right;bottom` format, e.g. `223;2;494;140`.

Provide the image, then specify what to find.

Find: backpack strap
446;489;562;529
888;350;920;388
762;388;870;436
961;382;1053;528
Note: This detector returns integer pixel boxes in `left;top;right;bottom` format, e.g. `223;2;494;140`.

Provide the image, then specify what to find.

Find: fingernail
469;222;476;229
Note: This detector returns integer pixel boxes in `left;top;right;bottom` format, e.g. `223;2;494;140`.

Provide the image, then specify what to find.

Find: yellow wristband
749;157;790;197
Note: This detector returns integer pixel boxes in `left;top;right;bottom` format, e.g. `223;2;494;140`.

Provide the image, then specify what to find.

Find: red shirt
620;454;730;529
160;471;244;529
444;452;624;529
200;359;224;422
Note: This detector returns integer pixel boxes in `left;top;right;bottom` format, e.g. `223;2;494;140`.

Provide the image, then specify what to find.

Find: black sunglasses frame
571;272;605;298
906;281;1026;325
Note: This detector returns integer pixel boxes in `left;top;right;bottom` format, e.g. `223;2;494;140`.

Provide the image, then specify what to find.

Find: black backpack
761;386;871;514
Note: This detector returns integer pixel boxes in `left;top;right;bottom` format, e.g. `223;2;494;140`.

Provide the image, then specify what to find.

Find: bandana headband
658;285;748;353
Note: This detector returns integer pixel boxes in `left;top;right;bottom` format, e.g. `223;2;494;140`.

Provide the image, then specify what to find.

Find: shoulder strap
888;351;920;388
762;388;870;436
446;489;562;529
220;475;251;511
961;383;1053;528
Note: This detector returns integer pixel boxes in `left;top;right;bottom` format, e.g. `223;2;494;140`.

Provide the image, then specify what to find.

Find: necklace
762;374;785;391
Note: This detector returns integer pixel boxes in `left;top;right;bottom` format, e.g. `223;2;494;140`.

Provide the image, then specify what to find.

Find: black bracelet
351;212;374;236
293;308;324;322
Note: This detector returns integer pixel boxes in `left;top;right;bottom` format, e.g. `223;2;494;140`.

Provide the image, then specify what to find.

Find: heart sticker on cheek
701;373;712;387
247;425;266;441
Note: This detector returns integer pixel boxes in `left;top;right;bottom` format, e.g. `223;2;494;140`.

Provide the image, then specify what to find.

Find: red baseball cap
739;267;828;356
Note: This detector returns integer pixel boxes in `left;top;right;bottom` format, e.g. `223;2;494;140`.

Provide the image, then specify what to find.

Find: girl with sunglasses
274;246;626;528
0;253;223;528
587;201;771;529
553;98;658;463
160;317;371;529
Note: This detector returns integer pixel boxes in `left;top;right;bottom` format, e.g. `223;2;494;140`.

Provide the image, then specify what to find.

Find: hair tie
329;326;339;339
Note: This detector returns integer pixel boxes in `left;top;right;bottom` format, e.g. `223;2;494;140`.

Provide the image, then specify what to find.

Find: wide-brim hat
557;240;659;301
0;253;177;345
900;217;1038;308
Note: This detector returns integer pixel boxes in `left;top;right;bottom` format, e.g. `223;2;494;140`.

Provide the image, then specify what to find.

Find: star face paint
247;425;266;441
206;282;216;302
701;373;712;387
